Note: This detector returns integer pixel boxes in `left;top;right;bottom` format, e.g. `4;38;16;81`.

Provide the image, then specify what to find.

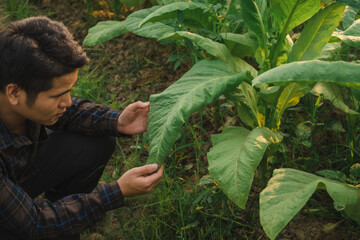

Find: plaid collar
0;119;46;151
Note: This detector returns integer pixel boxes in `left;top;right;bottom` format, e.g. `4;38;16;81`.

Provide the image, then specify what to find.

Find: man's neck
0;95;27;135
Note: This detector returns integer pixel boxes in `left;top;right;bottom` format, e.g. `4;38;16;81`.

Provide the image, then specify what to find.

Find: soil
0;1;359;239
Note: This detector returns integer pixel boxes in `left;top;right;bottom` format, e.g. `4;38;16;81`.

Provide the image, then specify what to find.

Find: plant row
84;0;360;239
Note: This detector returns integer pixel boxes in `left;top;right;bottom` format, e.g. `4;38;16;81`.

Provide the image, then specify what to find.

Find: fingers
128;101;150;111
132;163;159;176
118;164;164;197
117;101;150;135
139;101;150;108
145;164;164;183
139;165;164;193
148;164;164;187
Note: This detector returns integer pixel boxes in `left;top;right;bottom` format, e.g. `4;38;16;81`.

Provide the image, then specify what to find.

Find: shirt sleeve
49;98;123;136
0;172;124;239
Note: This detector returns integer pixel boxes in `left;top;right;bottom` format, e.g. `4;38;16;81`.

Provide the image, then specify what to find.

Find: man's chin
42;118;59;126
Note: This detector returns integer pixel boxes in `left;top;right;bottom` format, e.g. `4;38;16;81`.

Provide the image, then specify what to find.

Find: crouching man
0;16;163;240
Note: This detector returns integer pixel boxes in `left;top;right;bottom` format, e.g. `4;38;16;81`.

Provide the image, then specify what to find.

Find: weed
0;0;37;20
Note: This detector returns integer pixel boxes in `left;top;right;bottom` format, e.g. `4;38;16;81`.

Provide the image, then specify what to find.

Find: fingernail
151;164;158;170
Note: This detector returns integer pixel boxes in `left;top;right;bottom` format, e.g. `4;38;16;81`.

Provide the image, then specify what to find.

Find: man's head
0;16;89;105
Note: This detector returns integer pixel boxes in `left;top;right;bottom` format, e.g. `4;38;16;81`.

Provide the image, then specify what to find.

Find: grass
83;105;277;239
80;100;263;239
74;57;360;238
91;169;257;239
0;0;37;20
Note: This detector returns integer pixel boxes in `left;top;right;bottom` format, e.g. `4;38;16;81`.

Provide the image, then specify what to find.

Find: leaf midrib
150;73;239;161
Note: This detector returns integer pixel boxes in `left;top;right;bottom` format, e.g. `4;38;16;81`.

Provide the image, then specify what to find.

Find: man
0;16;163;239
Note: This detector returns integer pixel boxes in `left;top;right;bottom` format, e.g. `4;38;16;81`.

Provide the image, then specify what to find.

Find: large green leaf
333;19;360;49
271;83;310;129
350;163;360;178
146;60;247;165
274;35;294;66
83;21;128;46
207;126;282;208
270;0;321;34
259;85;283;106
161;31;258;75
337;0;360;9
161;31;238;71
269;0;321;67
252;60;360;89
316;169;349;182
288;2;345;62
125;6;175;39
233;56;259;78
342;6;359;30
256;0;267;17
220;32;256;58
314;42;341;60
240;0;267;48
138;2;211;30
226;82;261;128
311;82;359;115
260;168;360;240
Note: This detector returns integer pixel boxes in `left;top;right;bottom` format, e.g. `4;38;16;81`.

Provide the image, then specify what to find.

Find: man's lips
56;111;66;117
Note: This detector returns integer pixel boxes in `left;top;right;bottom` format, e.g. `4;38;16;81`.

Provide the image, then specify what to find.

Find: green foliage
288;2;345;62
333;19;360;49
83;0;360;239
342;6;359;30
311;82;359;115
350;163;360;178
260;168;360;240
139;2;211;30
268;0;321;67
252;60;360;88
83;21;128;46
270;0;320;34
146;60;247;165
125;5;175;38
1;0;36;20
72;67;125;109
316;169;350;182
270;83;310;130
207;126;282;208
337;0;360;9
220;32;256;58
226;82;260;128
240;0;267;49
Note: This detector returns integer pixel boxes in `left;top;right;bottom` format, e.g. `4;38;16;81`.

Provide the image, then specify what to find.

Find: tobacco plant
84;0;360;238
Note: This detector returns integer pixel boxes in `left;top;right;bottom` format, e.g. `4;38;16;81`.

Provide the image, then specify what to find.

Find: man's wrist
97;181;124;210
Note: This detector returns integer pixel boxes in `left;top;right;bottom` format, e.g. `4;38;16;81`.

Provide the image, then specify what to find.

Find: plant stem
270;0;300;68
258;156;268;188
311;95;322;122
186;121;201;182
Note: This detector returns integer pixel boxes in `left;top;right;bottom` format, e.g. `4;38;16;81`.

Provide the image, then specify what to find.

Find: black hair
0;16;89;105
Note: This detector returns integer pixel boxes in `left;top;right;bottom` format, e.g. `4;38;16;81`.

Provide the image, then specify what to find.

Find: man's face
18;69;79;126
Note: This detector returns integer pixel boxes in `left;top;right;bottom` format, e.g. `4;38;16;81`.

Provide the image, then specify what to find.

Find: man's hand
117;164;164;197
117;101;150;135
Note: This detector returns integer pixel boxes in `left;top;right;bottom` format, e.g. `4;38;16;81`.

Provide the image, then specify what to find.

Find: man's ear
6;84;22;105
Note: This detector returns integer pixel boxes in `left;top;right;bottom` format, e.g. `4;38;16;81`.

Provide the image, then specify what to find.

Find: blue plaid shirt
0;98;124;239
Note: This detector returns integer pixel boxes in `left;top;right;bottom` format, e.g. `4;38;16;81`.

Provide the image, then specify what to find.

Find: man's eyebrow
50;89;72;98
50;78;78;98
